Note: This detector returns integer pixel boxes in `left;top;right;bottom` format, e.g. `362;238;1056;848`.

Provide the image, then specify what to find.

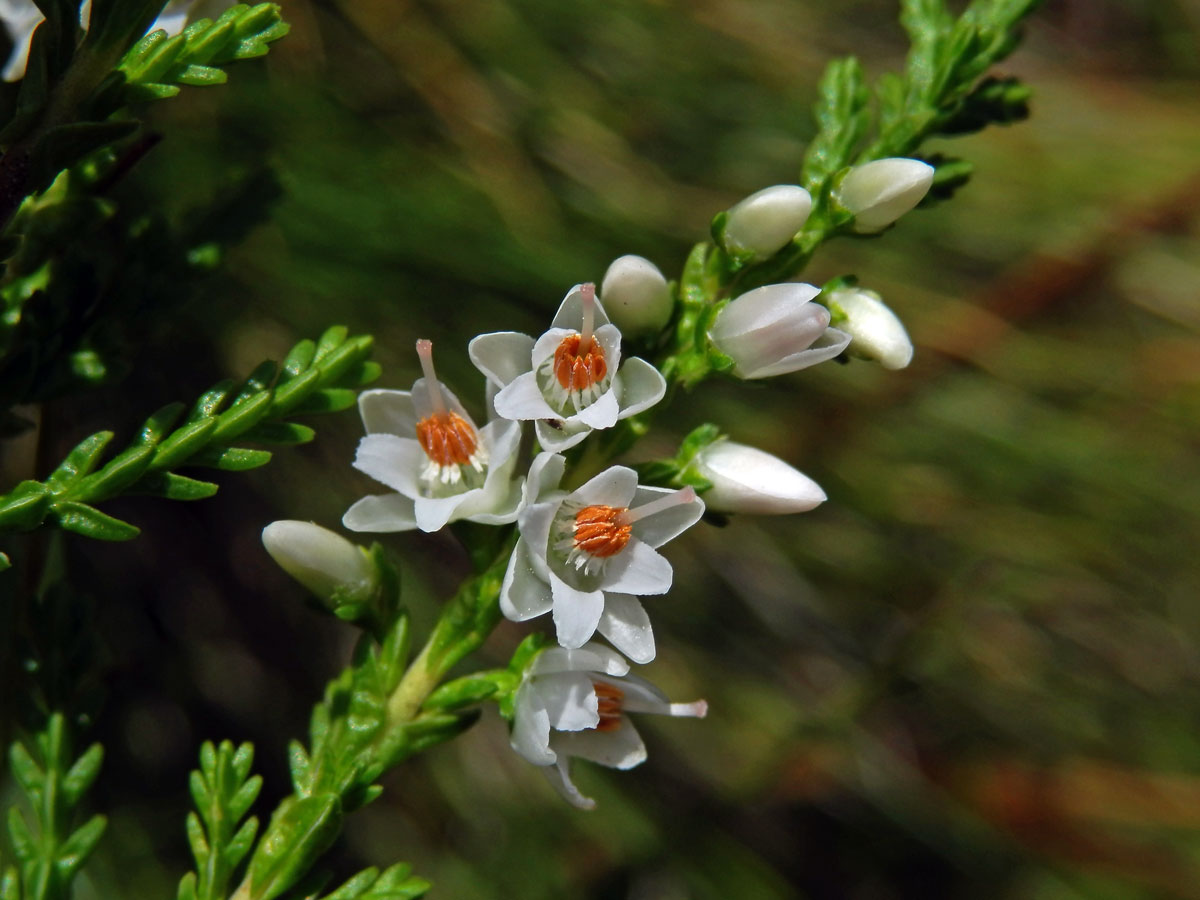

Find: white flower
510;642;707;810
469;283;667;452
722;184;812;260
599;255;672;336
343;340;523;534
835;158;934;233
691;439;826;515
0;0;229;82
262;520;374;602
501;453;704;663
827;286;913;370
708;282;850;379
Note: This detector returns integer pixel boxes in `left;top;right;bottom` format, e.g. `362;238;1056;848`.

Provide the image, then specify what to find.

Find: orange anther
553;333;607;393
573;504;631;558
592;681;625;731
416;412;478;468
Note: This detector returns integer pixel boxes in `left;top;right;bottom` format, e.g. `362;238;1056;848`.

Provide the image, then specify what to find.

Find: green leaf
71;441;154;499
6;808;35;863
244;794;343;900
239;421;316;445
150;417;218;469
45;432;114;491
54;814;107;880
118;4;290;103
61;743;103;806
51;501;140;540
0;481;52;531
30;121;141;193
8;741;44;798
130;471;219;501
421;674;505;712
190;446;273;471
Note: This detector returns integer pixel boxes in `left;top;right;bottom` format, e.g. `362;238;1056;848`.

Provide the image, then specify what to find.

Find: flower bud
827;287;913;370
691;439;826;514
722;185;812;259
708;282;850;379
262;520;374;602
600;254;673;335
836;158;934;233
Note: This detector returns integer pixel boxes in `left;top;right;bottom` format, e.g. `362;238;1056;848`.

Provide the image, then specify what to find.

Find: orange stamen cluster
553;333;607;393
573;505;632;559
416;412;478;468
592;681;625;732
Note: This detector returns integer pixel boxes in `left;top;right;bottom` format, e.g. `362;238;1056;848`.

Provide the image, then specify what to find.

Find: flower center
573;505;632;559
592;681;624;732
416;411;478;468
553;333;607;393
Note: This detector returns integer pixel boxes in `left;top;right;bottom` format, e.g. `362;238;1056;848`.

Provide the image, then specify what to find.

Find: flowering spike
415;338;447;416
616;486;696;526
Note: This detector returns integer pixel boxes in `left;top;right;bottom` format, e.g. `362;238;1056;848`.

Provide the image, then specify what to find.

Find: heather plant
0;1;1042;897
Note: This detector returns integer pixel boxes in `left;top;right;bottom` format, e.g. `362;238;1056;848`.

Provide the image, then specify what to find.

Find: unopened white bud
600;255;673;335
722;185;812;259
836;158;934;233
708;282;850;379
262;520;374;601
692;440;826;515
827;287;913;370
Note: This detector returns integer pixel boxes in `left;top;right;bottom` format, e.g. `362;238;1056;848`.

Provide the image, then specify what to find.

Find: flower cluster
265;158;931;806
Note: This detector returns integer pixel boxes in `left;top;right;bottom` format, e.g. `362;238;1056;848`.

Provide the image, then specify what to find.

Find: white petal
342;493;418;532
410;378;477;426
413;495;467;533
552;284;613;331
352;434;423;497
531;327;578;368
552;720;647;770
542;758;596;810
596;594;656;664
571;465;638;509
525;452;566;504
535;671;600;731
468;331;535;387
530;644;630;677
535;418;591;452
454;419;523;523
742;325;850;379
628;485;705;548
550;571;605;649
575;386;619;429
517;498;561;566
613;357;666;419
710;282;822;340
357;389;417;436
510;684;555;765
593;324;623;374
601;539;672;595
494;371;559;421
500;539;553;622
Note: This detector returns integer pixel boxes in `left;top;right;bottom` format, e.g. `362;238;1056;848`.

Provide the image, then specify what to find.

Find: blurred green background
8;0;1200;897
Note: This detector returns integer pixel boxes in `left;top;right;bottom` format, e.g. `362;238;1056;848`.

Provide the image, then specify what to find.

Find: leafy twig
0;326;379;544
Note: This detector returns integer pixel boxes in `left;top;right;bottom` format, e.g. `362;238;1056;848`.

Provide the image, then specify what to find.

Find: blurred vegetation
4;0;1200;897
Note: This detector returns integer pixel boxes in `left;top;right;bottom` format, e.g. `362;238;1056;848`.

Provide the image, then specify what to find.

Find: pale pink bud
708;283;850;379
600;255;673;335
262;520;374;601
692;440;826;514
723;185;813;259
836;158;934;233
828;287;913;370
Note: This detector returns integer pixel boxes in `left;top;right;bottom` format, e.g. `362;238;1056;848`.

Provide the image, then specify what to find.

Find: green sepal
498;634;551;720
635;423;723;493
243;794;343;900
51;501;139;540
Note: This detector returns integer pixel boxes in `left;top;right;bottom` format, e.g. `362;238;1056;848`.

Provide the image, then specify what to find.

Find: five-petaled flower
343;339;523;534
501;453;704;663
509;642;707;810
469;283;666;452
